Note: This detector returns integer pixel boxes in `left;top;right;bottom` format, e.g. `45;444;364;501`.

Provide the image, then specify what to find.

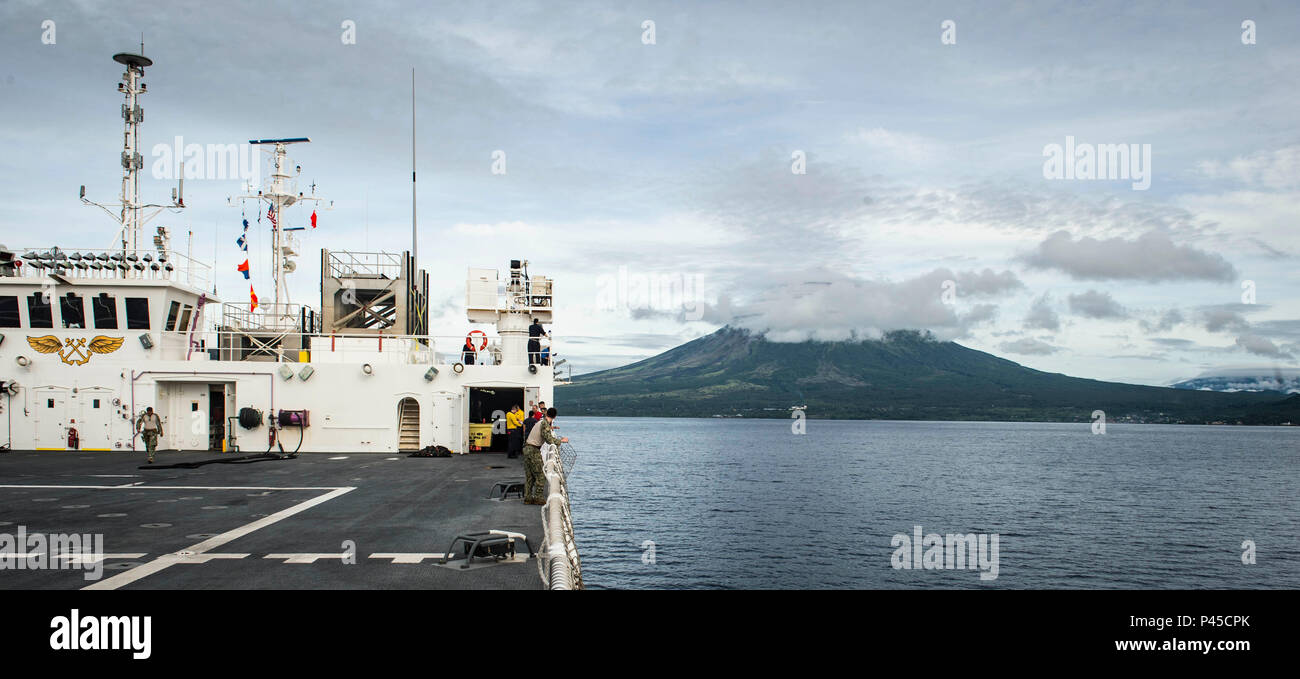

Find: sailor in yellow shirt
505;404;525;459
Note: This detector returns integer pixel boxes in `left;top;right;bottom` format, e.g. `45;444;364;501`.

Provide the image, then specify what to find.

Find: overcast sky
3;1;1298;384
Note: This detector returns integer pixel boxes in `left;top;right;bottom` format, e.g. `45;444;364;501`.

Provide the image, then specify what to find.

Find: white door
432;392;459;453
525;386;540;413
158;382;209;451
77;388;114;450
34;387;68;449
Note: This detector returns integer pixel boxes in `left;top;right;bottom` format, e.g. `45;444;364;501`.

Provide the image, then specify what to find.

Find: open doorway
398;397;420;452
208;384;226;451
467;387;523;453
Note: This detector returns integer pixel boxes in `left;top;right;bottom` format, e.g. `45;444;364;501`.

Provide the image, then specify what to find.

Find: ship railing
221;302;320;333
185;330;563;368
539;442;582;590
10;246;212;291
324;250;404;279
428;334;562;368
303;333;561;367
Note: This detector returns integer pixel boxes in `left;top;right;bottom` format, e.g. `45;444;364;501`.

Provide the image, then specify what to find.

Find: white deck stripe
82;487;354;590
264;553;350;564
368;553;450;564
57;553;149;563
0;484;347;491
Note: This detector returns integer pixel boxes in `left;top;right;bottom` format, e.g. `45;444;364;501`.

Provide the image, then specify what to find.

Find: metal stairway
398;399;420;451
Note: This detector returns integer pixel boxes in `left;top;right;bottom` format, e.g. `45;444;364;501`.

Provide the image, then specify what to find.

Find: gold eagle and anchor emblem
26;335;125;365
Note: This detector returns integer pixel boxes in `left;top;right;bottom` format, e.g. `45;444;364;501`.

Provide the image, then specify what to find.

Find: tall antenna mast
411;68;417;265
116;51;148;252
81;51;184;262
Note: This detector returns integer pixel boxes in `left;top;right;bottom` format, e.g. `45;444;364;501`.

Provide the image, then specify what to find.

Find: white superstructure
0;53;558;454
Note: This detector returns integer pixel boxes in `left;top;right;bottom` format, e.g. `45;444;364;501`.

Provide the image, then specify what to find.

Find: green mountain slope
558;327;1300;423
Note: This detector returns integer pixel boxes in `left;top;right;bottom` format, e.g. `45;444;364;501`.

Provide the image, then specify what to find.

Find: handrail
180;329;562;367
325;250;403;279
539;442;582;590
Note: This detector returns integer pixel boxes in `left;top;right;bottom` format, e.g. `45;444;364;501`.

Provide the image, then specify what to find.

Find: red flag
236;259;250;279
310;209;317;228
249;285;259;312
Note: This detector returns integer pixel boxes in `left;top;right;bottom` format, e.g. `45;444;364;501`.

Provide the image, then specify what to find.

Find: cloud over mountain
699;267;1019;342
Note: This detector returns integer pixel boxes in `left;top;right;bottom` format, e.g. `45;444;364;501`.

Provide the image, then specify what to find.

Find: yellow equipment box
468;423;494;448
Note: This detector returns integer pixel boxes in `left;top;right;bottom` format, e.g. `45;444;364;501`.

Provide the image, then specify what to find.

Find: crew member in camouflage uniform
136;406;164;464
521;407;568;505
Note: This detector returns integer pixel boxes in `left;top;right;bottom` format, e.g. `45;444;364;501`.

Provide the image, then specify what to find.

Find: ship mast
80;50;185;266
230;138;329;321
118;52;146;252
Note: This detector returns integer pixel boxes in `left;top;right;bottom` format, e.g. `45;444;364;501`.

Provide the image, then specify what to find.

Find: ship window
125;297;150;329
93;293;118;329
0;296;18;328
165;301;181;331
47;399;54;408
177;305;193;332
26;293;53;328
60;293;86;329
93;399;101;408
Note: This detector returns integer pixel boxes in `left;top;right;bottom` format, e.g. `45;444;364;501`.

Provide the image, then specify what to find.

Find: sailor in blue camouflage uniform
521;407;568;505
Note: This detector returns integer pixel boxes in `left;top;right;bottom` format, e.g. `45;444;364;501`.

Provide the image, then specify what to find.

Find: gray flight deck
0;450;544;590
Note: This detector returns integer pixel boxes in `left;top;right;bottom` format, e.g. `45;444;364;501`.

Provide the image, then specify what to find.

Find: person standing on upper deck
462;336;477;365
528;317;547;365
521;407;567;505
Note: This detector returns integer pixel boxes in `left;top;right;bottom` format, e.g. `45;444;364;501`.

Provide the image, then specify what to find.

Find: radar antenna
79;52;185;262
228;139;332;325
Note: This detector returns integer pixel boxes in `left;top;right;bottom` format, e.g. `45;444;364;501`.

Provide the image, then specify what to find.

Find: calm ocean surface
558;417;1300;589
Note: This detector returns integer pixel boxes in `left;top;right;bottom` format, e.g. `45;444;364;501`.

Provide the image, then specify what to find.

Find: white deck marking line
82;487;354;590
6;552;146;560
55;553;149;564
169;553;250;564
368;553;450;564
264;553;352;564
0;484;347;491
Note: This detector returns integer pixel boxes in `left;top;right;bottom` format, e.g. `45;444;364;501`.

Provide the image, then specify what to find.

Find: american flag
266;204;276;227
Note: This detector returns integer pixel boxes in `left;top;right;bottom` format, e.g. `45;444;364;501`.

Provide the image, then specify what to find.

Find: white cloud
1068;290;1128;320
1196;145;1300;190
698;267;1017;342
1235;334;1291;359
1022;230;1237;282
999;338;1059;355
1024;293;1060;331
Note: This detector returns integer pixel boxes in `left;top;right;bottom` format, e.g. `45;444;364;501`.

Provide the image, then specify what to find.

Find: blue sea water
558;417;1300;589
